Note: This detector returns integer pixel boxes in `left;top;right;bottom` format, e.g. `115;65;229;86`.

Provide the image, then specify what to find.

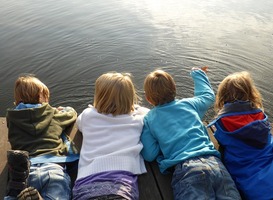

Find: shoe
6;150;30;197
17;187;43;200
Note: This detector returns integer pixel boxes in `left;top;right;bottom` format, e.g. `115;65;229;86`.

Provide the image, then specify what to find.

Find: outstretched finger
201;66;208;73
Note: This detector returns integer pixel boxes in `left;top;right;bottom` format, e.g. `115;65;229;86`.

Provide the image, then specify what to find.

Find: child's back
141;97;219;173
7;103;76;158
5;75;78;200
76;105;147;180
209;71;273;200
73;72;149;200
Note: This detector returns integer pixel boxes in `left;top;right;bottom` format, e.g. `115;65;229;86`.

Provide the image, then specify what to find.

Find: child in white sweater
73;72;149;200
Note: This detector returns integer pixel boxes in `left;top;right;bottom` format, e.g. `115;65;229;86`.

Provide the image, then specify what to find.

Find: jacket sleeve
56;107;78;129
140;117;160;162
189;69;215;119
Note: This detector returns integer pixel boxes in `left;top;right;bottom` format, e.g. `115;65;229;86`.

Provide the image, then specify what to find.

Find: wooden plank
0;117;10;199
149;161;173;200
138;162;163;200
64;124;82;186
205;121;219;150
65;123;82;152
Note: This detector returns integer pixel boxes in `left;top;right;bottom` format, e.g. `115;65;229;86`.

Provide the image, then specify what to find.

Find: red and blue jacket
208;101;273;200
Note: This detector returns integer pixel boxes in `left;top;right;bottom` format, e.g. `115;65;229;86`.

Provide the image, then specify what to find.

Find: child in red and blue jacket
208;71;273;200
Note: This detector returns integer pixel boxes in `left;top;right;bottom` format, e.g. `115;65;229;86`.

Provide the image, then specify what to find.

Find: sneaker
17;187;43;200
6;150;30;197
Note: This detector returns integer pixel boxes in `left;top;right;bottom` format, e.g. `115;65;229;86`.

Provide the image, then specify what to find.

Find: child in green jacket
5;75;79;200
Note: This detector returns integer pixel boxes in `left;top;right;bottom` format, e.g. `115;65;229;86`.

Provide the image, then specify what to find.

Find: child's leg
6;150;30;197
171;156;214;200
206;156;241;200
171;156;241;200
28;163;71;199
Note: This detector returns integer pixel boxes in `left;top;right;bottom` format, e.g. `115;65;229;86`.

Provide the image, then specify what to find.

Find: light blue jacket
141;69;220;174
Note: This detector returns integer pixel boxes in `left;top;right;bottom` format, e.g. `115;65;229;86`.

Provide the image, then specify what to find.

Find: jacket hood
209;102;271;149
225;119;270;148
7;103;54;136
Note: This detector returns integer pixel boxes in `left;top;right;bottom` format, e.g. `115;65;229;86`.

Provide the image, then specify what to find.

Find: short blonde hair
93;72;138;116
14;75;50;105
144;70;176;106
215;71;263;112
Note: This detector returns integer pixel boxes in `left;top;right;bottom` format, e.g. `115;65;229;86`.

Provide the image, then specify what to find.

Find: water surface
0;0;272;120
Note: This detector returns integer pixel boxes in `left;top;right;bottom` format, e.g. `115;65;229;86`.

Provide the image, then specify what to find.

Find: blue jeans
5;163;71;200
29;163;71;199
171;155;241;200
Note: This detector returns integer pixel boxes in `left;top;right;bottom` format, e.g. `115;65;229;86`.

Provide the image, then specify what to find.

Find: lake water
0;0;273;121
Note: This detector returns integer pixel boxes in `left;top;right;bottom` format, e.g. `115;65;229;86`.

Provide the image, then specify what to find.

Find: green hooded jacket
6;103;77;157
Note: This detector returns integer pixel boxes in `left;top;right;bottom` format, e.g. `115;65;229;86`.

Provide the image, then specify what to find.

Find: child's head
144;70;176;106
215;71;263;111
93;72;138;116
14;75;50;105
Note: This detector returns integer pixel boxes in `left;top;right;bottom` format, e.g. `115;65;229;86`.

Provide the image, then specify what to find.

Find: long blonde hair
93;72;138;116
14;75;50;105
215;71;263;112
144;70;176;106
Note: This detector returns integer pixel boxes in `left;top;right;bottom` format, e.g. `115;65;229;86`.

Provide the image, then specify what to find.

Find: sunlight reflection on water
0;0;272;120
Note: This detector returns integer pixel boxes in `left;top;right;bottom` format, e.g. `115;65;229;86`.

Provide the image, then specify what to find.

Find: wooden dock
0;117;219;200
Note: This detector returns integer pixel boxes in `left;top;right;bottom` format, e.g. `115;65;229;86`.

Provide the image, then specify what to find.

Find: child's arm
140;117;160;162
55;106;78;129
76;111;83;132
134;104;150;115
189;67;215;119
192;66;208;73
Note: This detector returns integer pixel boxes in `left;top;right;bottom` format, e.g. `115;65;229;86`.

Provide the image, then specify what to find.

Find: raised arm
189;67;215;119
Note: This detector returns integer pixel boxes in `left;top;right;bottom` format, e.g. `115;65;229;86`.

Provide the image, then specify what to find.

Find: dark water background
1;0;273;121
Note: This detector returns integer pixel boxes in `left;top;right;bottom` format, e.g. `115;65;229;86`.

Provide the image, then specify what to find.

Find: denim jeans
171;155;241;200
5;163;71;200
28;163;71;200
4;196;16;200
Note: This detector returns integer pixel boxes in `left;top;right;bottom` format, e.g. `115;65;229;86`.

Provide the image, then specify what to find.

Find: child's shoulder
79;105;97;116
133;105;150;116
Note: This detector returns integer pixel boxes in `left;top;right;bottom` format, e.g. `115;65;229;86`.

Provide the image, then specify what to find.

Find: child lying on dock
208;71;273;200
72;72;149;200
5;75;79;200
140;67;241;200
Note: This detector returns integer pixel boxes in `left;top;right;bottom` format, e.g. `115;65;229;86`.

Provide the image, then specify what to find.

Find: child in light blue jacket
141;67;241;200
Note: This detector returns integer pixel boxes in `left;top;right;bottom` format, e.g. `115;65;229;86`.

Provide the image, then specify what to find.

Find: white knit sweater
76;105;149;180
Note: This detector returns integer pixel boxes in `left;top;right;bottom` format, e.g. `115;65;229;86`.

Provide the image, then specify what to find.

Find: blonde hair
14;75;50;105
215;71;263;112
144;70;176;106
93;72;138;116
